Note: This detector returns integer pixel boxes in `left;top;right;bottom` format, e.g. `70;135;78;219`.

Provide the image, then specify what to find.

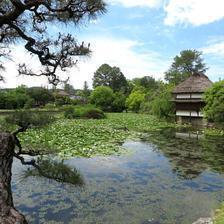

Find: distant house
172;73;213;125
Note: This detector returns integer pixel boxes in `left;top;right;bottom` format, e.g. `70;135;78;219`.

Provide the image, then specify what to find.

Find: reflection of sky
12;138;224;224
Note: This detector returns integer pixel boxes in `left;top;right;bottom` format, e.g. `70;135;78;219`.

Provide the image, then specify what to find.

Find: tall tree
133;76;158;90
165;50;208;85
93;63;128;92
0;1;106;223
82;81;91;99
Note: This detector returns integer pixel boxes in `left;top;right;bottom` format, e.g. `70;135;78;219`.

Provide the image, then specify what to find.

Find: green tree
27;87;54;106
203;80;224;122
112;92;127;112
133;76;158;90
64;83;75;95
93;64;128;92
165;50;208;85
126;90;145;113
90;86;114;111
149;85;175;119
82;81;91;100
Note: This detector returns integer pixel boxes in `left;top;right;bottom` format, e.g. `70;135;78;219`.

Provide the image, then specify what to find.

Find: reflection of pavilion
142;131;224;180
175;132;203;140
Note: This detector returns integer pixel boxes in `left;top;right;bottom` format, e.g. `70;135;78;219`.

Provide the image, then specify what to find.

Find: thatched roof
173;73;213;93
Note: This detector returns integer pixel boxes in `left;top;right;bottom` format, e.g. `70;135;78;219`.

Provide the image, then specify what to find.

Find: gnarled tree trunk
0;133;27;224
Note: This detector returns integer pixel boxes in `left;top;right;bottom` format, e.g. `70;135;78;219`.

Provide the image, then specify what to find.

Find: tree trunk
0;133;27;224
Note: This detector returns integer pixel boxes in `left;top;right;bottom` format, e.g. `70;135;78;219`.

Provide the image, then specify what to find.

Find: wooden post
0;133;27;224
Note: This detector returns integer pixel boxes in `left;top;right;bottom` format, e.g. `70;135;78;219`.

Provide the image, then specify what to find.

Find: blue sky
2;0;224;88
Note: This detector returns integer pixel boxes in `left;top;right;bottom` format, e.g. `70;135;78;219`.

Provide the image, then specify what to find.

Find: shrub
64;105;75;119
90;86;114;112
64;105;105;119
85;108;105;119
5;110;56;128
44;103;57;110
203;80;224;122
125;90;145;113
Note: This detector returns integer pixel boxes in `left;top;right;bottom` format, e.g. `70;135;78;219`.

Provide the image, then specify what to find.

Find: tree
90;86;114;111
203;80;224;122
27;87;54;106
125;90;145;113
0;1;106;223
165;50;208;85
0;0;106;85
82;81;91;100
149;84;175;119
64;83;75;95
112;92;127;112
93;64;128;92
133;76;158;90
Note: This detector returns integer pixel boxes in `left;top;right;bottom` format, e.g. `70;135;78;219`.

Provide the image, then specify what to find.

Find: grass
214;204;224;224
18;113;178;158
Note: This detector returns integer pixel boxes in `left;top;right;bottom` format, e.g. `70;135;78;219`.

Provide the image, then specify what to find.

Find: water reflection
140;129;224;180
23;157;84;186
12;130;224;224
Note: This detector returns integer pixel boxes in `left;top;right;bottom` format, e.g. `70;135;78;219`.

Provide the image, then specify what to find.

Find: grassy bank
18;113;178;157
214;204;224;224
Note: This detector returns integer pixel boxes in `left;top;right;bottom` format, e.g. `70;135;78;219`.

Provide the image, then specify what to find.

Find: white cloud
164;0;224;26
107;0;162;8
1;37;169;89
202;41;224;58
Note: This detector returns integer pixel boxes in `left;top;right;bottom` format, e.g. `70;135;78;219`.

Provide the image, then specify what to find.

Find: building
172;73;213;125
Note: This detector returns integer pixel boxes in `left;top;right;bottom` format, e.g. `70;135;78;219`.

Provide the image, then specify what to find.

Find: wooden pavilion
172;73;213;125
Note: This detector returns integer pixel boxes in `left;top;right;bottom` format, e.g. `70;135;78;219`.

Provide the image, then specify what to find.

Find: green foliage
203;80;224;122
19;113;178;157
64;105;105;119
24;158;84;186
165;50;208;85
125;90;145;112
132;76;158;90
55;95;71;106
149;85;175;119
27;87;54;106
214;203;224;224
112;92;127;112
90;86;114;111
64;83;75;95
5;110;56;128
93;64;128;93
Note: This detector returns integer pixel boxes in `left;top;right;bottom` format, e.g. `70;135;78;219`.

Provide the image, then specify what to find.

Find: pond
12;130;224;224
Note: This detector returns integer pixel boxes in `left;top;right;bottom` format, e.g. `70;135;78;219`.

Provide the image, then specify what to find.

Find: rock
192;217;213;224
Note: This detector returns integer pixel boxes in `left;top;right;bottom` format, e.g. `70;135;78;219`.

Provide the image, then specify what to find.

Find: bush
44;103;57;110
64;106;75;119
5;110;56;128
64;105;105;119
90;86;114;112
125;90;145;113
203;80;224;122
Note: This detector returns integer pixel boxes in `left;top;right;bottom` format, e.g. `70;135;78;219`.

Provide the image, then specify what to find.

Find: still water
12;130;224;224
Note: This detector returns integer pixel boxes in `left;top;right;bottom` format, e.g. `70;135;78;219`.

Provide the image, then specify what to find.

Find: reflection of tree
23;157;84;186
141;129;224;180
0;131;84;224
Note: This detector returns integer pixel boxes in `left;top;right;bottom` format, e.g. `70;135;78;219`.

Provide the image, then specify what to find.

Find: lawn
18;113;178;157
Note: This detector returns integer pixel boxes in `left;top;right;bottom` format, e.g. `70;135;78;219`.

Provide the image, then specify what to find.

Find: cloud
202;41;224;58
107;0;162;8
1;37;170;89
66;36;170;88
164;0;224;26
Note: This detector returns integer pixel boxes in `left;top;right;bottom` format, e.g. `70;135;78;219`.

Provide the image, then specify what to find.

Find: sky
1;0;224;89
